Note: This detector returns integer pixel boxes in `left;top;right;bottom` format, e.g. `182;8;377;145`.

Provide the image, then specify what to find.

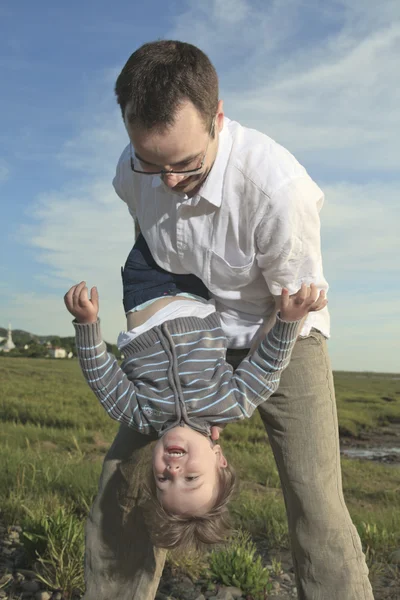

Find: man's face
152;424;228;515
124;100;224;197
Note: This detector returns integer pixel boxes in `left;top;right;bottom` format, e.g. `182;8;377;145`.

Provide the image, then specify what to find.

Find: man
83;41;373;600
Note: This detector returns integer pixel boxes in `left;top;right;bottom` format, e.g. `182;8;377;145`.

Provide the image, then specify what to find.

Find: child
64;234;327;549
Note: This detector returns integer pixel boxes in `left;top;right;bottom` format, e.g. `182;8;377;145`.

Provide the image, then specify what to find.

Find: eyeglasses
130;118;215;176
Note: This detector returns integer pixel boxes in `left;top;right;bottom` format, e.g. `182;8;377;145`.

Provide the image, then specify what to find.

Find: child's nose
166;462;181;472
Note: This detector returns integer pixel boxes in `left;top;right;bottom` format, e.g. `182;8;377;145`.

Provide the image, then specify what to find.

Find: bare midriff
126;295;199;329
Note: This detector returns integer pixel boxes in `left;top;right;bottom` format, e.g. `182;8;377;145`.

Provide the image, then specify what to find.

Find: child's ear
214;445;228;468
219;453;228;468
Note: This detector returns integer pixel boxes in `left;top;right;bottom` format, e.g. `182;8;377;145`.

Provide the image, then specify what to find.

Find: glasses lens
132;163;202;176
130;143;206;176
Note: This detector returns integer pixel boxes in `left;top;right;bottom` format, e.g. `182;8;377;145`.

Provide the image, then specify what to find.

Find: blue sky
0;0;399;372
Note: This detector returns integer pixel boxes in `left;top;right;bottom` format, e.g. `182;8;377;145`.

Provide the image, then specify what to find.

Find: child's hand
280;283;327;322
211;425;225;441
64;281;99;324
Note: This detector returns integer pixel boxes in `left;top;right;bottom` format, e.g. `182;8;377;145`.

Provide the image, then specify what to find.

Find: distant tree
0;348;22;358
59;336;77;354
25;343;49;358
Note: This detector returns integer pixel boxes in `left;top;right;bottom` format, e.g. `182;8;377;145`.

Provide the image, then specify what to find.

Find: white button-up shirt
113;117;330;348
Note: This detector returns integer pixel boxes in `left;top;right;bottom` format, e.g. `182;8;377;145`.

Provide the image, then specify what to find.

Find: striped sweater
74;312;300;438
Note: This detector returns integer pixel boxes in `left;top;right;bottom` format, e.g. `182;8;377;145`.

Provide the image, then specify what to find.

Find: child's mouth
166;446;186;456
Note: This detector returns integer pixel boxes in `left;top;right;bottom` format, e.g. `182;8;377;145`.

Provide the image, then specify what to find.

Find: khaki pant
82;331;374;600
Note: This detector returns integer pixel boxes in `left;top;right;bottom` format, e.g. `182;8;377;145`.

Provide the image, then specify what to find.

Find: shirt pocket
207;249;257;294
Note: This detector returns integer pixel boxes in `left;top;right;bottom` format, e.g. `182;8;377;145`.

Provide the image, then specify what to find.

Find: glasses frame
130;118;216;176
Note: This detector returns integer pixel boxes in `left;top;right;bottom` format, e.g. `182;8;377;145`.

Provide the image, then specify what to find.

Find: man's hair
143;462;237;552
115;40;219;131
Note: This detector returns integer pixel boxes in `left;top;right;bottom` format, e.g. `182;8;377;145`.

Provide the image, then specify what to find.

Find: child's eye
157;477;167;482
185;476;199;481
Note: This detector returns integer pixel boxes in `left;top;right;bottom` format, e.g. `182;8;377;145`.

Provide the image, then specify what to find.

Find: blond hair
143;462;237;552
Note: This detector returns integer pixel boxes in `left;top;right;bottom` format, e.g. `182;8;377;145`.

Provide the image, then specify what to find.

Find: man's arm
256;176;329;305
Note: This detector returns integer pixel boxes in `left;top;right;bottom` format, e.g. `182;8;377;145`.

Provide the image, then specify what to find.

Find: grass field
1;357;399;596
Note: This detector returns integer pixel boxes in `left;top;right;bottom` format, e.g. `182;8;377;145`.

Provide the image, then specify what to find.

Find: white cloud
227;24;400;170
169;0;298;58
12;80;134;343
19;176;135;342
170;0;400;172
3;1;399;373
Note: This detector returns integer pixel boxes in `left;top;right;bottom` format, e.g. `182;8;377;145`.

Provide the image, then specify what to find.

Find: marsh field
0;356;399;599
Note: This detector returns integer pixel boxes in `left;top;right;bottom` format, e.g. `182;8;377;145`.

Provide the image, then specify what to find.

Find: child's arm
64;282;151;434
210;284;327;424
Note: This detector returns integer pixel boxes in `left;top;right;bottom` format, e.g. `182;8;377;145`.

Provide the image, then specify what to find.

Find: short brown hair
143;462;237;552
115;40;219;131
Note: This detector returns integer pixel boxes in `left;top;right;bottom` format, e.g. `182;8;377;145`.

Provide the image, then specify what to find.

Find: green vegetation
0;329;121;358
208;529;272;598
334;371;400;437
22;507;85;596
0;358;399;597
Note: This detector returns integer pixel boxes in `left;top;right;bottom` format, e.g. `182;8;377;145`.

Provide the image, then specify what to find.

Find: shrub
22;507;85;598
357;521;397;565
208;529;272;599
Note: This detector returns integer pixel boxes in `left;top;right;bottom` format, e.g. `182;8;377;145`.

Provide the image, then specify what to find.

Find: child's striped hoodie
73;313;300;438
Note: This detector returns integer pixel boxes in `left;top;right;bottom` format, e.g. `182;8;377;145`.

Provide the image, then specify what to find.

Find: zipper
158;322;182;424
161;322;188;420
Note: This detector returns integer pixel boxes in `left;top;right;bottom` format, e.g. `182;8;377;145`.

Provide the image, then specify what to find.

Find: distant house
49;347;67;359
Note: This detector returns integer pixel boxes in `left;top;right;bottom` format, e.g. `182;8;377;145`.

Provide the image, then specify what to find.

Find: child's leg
121;233;210;315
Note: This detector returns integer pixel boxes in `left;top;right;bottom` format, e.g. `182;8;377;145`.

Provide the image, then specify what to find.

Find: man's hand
280;283;327;322
64;281;99;324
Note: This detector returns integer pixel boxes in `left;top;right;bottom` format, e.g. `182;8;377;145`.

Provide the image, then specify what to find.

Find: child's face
152;425;227;516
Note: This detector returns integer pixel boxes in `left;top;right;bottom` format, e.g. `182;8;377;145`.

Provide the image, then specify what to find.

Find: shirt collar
150;117;233;207
198;118;232;207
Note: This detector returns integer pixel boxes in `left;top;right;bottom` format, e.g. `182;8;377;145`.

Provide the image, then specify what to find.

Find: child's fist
280;283;327;322
64;281;99;324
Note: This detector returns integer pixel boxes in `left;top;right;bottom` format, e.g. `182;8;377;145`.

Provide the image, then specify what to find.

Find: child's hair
143;461;237;552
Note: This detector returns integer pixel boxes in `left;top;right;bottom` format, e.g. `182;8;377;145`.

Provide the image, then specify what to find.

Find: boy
64;235;326;548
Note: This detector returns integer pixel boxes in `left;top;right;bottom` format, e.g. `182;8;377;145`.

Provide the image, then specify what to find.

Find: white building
0;324;16;352
49;347;67;359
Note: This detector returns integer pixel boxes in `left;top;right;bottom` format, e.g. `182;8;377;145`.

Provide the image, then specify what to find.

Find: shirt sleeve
208;315;301;423
256;176;327;296
73;320;151;434
112;145;137;220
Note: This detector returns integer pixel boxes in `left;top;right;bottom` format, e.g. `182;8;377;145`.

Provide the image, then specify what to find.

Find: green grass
334;371;400;436
0;357;399;595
